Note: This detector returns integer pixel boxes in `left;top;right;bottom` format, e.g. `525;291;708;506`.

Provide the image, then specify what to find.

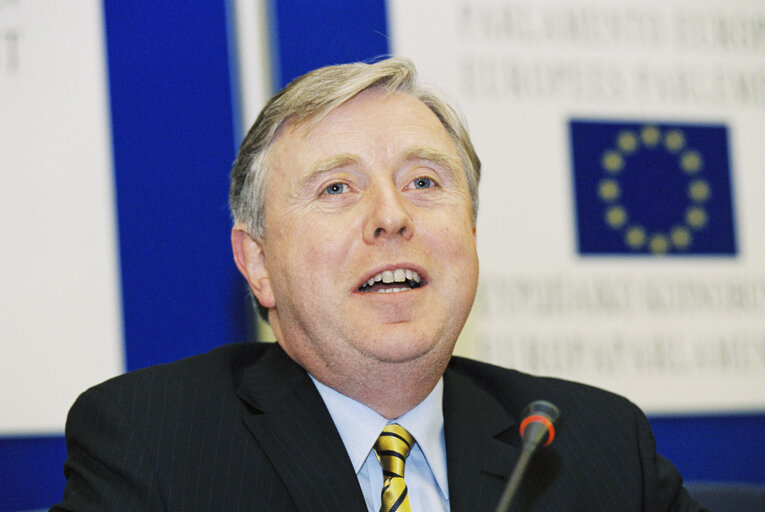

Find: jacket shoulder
447;355;641;419
86;341;274;396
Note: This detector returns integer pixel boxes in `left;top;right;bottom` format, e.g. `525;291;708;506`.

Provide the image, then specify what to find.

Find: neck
294;345;450;419
339;357;448;419
268;310;455;419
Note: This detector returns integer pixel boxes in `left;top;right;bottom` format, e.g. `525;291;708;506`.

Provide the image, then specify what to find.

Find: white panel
0;0;124;433
232;0;277;342
233;0;272;134
389;0;765;413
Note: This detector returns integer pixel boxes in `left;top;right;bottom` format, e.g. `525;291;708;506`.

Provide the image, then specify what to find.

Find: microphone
494;400;560;512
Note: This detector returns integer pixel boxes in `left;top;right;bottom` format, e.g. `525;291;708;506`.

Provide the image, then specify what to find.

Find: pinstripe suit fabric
51;342;705;511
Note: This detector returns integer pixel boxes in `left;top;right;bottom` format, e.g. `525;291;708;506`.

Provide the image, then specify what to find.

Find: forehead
268;89;459;172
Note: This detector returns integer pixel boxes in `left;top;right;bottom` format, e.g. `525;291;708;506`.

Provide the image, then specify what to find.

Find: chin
357;328;450;365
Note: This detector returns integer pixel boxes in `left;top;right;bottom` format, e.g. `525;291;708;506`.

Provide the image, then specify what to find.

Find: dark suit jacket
52;342;705;511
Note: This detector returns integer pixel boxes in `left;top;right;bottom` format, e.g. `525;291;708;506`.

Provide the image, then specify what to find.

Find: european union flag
569;120;737;256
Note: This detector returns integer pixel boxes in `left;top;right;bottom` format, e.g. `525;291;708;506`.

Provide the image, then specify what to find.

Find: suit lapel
444;367;520;512
236;344;367;512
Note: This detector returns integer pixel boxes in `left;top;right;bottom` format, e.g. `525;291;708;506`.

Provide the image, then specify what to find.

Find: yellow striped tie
374;424;415;512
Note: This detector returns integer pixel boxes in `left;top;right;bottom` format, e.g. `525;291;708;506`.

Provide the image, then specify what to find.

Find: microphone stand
494;401;560;512
493;437;542;512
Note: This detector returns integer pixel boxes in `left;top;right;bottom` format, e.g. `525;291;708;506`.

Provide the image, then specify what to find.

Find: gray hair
229;57;481;240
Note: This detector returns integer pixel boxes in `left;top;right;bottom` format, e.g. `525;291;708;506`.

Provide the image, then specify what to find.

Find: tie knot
374;424;415;478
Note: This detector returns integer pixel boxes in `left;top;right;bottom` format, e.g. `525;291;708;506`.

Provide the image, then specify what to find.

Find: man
53;58;706;511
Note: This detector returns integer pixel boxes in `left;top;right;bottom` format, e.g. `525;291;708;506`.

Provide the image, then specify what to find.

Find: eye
412;177;434;189
324;182;347;195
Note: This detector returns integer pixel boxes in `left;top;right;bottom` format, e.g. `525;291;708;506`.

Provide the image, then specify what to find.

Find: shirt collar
310;375;449;499
396;379;449;499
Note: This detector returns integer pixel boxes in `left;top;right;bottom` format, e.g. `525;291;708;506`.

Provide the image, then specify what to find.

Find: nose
362;184;414;244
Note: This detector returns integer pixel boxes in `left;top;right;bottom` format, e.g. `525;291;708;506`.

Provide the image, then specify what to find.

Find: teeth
370;287;399;294
361;268;423;289
379;287;409;293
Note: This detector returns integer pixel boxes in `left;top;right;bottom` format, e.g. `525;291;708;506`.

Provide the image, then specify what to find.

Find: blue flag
569;120;737;256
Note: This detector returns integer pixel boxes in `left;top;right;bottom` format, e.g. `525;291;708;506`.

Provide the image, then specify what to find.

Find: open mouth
358;268;425;294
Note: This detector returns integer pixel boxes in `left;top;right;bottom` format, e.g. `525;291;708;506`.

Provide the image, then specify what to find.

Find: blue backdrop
1;1;762;510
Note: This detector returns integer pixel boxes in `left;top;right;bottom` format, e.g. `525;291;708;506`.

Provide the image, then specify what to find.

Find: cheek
276;219;356;280
428;213;476;252
431;222;479;281
303;239;350;273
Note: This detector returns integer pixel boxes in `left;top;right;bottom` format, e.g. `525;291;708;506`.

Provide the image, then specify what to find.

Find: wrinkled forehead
280;88;424;139
268;89;461;171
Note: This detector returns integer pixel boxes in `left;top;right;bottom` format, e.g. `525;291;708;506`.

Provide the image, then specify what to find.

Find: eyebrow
404;146;462;182
298;146;462;190
299;153;360;189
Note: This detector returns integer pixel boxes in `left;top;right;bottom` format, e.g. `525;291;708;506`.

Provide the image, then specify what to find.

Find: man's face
251;89;478;381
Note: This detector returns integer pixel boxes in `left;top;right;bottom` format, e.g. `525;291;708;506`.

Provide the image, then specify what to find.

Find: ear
231;222;276;308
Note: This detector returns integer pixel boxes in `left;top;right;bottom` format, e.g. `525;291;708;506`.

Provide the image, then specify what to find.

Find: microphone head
519;400;560;447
